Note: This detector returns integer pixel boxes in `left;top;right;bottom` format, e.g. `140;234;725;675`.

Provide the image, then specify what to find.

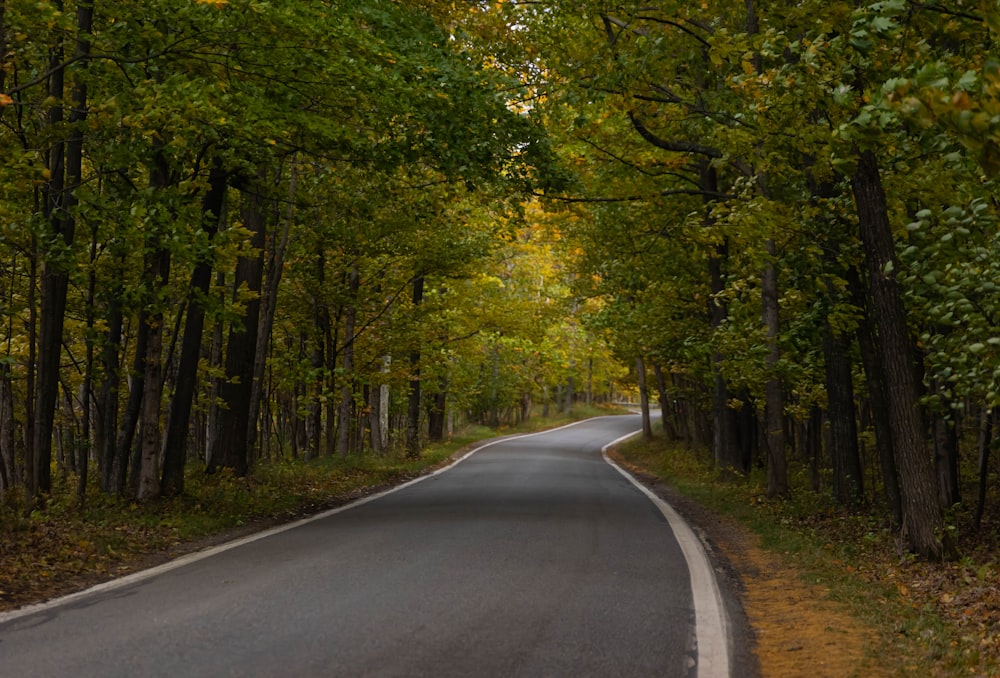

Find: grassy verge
615;433;1000;677
0;404;624;613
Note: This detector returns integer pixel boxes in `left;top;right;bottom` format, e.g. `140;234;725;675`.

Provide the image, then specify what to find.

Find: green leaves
899;197;1000;408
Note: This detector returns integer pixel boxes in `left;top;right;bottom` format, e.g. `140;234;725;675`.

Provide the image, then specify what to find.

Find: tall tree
160;161;228;496
208;183;267;476
851;150;947;559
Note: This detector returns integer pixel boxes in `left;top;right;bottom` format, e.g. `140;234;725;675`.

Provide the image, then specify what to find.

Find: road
0;415;735;677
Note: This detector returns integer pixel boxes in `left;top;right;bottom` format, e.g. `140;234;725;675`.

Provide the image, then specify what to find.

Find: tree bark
306;250;326;461
369;356;389;454
135;297;166;500
246;163;295;466
135;145;172;500
564;372;575;413
24;235;36;496
114;314;148;495
160;161;227;496
652;361;679;440
932;409;961;509
427;387;447;442
323;303;339;458
762;240;787;497
974;407;996;532
208;184;266;476
702;163;744;472
70;0;94;504
336;266;359;456
636;356;652;440
29;1;69;503
848;265;902;526
823;322;864;505
0;271;14;494
852;150;948;560
0;362;14;498
79;226;97;504
406;276;425;458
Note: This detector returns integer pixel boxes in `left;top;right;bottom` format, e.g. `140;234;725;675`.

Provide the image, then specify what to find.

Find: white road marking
602;432;732;678
3;414;732;678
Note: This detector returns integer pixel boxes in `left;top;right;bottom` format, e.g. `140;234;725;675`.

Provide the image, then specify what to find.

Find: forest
0;0;628;512
2;0;1000;581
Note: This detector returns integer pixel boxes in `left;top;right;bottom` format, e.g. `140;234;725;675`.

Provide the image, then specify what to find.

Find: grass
614;433;1000;677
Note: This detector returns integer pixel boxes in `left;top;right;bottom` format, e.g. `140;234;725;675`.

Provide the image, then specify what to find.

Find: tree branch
627;111;723;158
907;1;982;22
533;187;732;203
634;14;713;47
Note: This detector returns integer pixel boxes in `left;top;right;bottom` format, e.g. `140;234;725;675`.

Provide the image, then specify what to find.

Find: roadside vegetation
616;432;1000;677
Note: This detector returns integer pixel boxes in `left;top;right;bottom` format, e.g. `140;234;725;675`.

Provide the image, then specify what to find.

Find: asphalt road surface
0;415;735;677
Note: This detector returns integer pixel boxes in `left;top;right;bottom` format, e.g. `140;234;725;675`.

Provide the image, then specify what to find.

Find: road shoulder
608;450;886;678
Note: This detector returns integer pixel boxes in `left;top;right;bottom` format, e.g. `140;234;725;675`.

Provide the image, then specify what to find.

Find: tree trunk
932;409;960;509
246;163;295;466
586;357;593;407
807;405;822;492
636;356;652;440
323;304;338;458
823;322;864;505
70;0;94;504
79;227;97;505
306;249;326;461
974;407;996;532
336;266;359;456
0;363;15;498
737;393;758;471
406;276;424;458
204;275;225;461
703;163;743;472
369;356;389;454
24;233;37;497
849;265;902;526
762;240;787;497
368;381;383;455
135;146;172;500
208;184;266;476
160;162;227;496
852;149;949;560
427;385;447;442
135;295;166;500
114;315;148;495
96;249;123;493
29;5;68;503
652;361;679;440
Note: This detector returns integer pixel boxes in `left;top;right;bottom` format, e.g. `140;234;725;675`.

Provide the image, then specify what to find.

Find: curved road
0;415;736;677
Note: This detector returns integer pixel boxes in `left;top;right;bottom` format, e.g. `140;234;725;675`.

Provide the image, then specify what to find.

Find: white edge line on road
0;416;603;626
601;431;732;678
